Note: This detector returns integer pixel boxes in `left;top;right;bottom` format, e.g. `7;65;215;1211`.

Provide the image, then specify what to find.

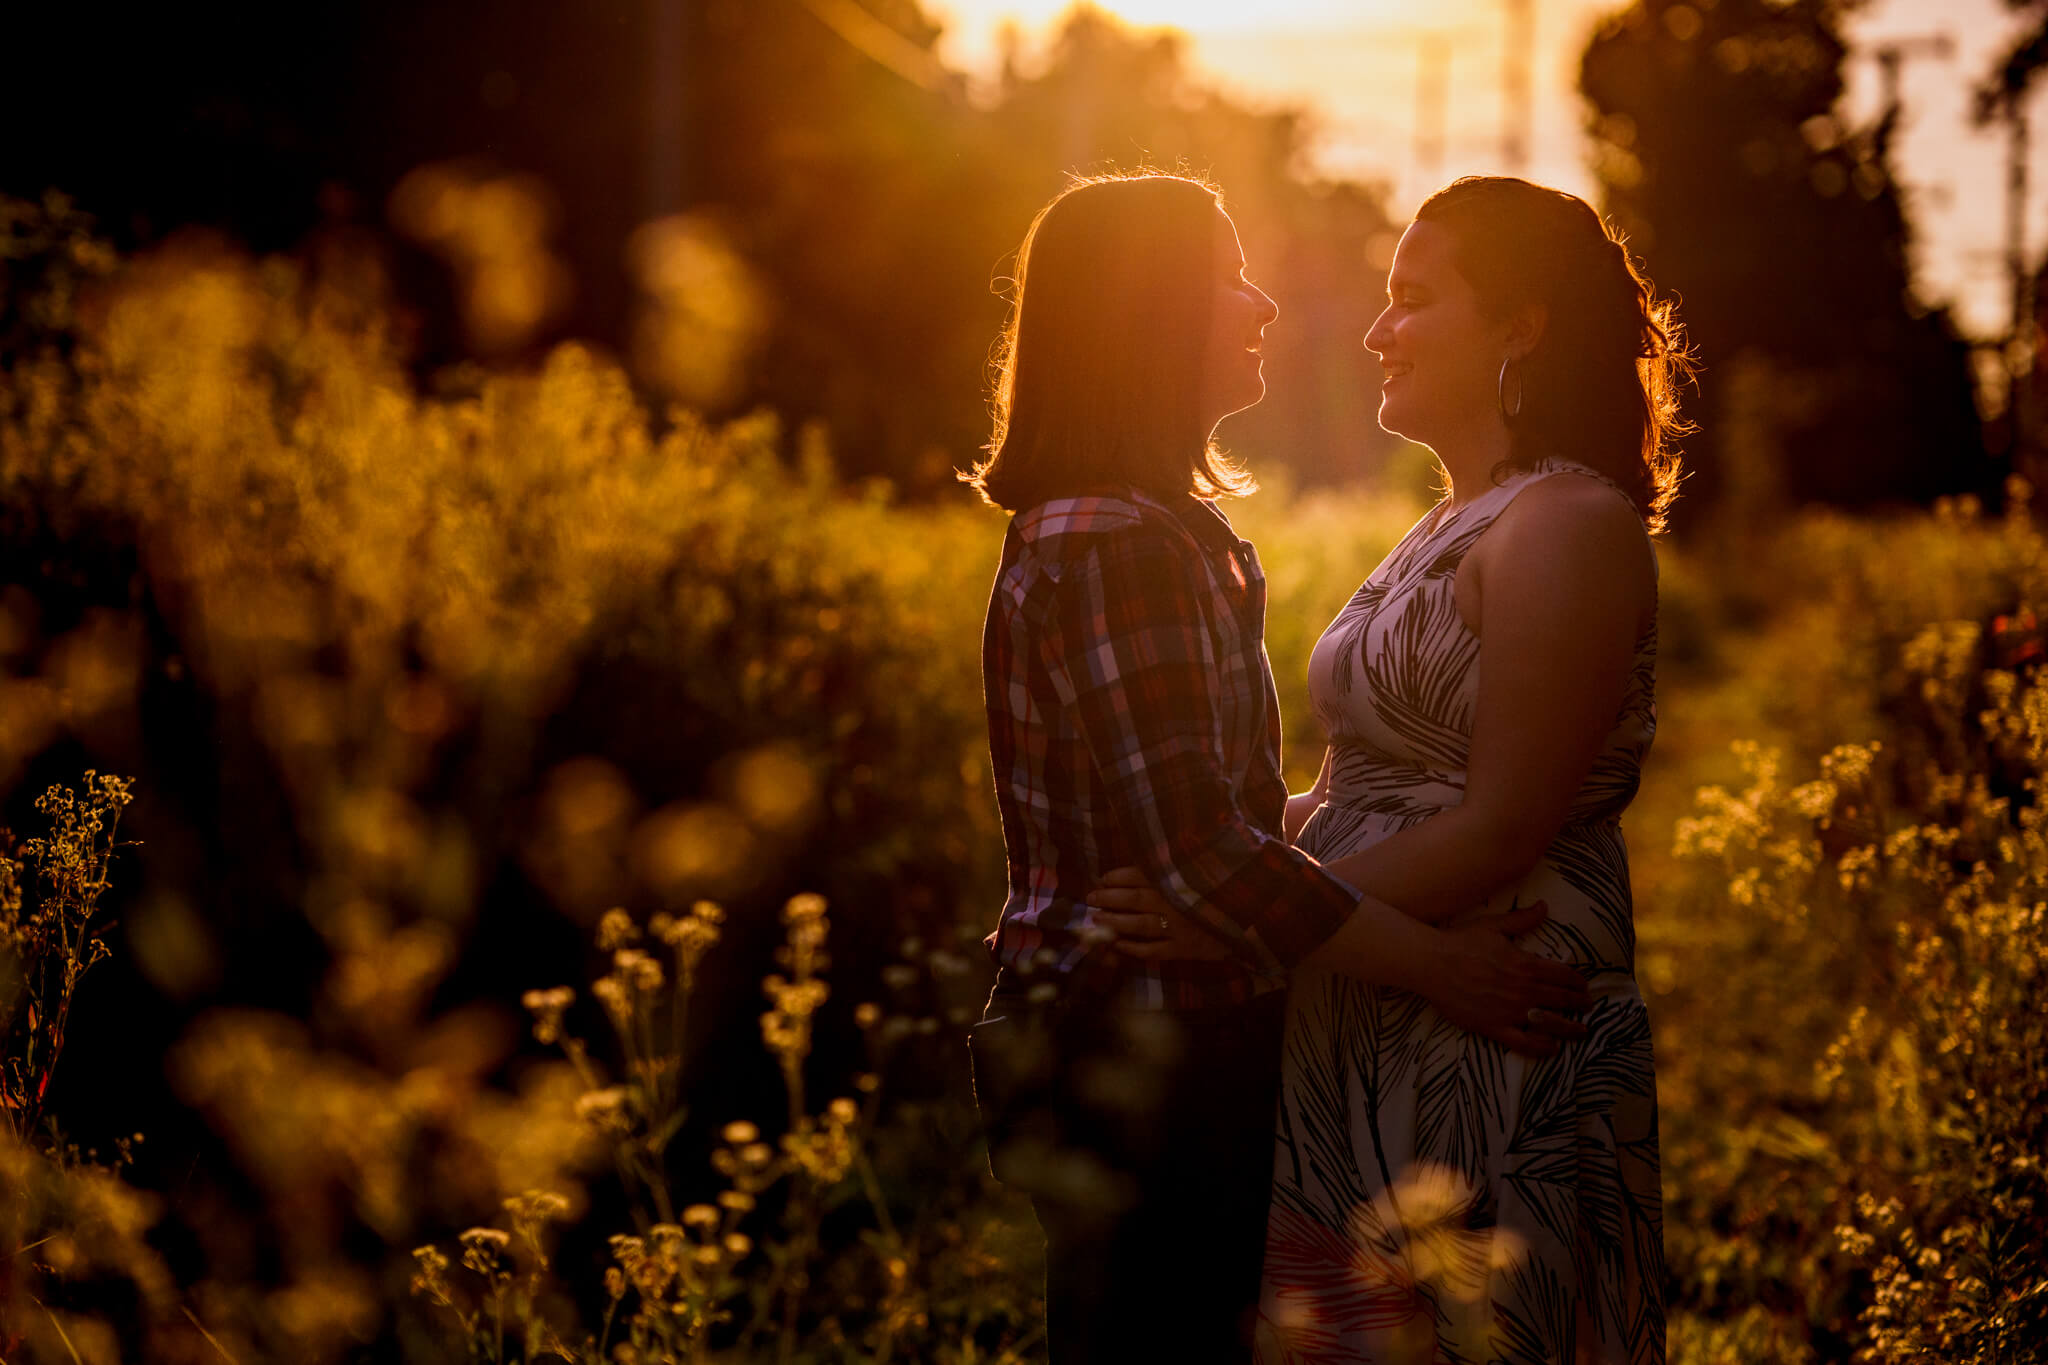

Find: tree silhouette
1581;0;1996;513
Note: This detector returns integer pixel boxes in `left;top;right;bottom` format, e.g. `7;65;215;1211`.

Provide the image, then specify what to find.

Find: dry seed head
575;1086;631;1130
521;986;575;1044
504;1189;570;1223
459;1226;512;1277
597;907;639;950
591;975;631;1020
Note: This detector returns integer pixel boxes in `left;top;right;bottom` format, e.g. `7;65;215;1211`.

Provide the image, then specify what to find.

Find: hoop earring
1498;355;1524;422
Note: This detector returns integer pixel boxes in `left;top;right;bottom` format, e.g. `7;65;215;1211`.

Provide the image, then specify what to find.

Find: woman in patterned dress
1096;176;1692;1362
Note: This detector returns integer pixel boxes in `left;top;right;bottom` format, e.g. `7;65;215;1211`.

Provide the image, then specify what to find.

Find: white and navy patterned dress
1257;460;1665;1365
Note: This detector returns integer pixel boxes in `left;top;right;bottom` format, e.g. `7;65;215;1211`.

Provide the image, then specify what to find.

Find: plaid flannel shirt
981;487;1360;1011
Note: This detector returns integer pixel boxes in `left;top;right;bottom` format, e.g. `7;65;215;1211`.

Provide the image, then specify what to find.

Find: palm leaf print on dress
1260;462;1665;1364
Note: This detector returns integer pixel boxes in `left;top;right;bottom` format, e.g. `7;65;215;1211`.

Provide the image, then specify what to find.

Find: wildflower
854;1001;882;1029
608;1233;646;1271
682;1203;720;1230
723;1232;752;1258
604;1266;626;1299
597;907;639;950
828;1097;859;1125
459;1226;512;1277
503;1189;570;1223
648;900;726;990
520;986;575;1044
722;1120;759;1145
591;974;631;1024
718;1190;754;1212
613;947;664;992
575;1086;632;1130
410;1244;452;1302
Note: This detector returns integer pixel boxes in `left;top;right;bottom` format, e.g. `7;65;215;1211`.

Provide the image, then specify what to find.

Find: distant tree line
2;0;2012;510
1582;0;2002;514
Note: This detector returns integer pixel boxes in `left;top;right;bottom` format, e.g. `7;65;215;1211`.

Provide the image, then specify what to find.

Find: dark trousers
968;990;1287;1365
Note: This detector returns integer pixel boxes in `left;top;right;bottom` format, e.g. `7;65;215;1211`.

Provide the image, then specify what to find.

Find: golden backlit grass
1;207;2044;1361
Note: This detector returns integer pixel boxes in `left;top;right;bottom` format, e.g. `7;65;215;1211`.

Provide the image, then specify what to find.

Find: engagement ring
1156;914;1171;935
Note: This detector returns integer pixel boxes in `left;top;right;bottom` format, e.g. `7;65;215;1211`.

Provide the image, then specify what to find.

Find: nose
1363;305;1393;359
1253;284;1278;328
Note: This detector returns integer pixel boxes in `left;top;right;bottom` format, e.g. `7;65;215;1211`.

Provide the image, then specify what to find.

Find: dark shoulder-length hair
1414;176;1693;533
965;172;1253;512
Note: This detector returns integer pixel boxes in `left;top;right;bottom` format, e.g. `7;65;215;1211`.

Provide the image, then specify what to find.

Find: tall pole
648;0;688;219
1501;0;1534;171
1864;34;1952;164
2006;95;2036;475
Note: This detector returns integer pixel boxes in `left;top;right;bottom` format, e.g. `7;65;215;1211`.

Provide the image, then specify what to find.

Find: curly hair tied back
1415;176;1693;533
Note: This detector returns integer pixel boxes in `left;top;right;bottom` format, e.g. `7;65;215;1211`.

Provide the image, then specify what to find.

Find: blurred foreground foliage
1;201;2046;1360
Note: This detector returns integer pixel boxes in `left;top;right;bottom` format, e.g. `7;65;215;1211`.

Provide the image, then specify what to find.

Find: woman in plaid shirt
964;173;1590;1365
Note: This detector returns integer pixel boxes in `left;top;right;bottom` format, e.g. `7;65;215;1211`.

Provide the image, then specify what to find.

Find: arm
1313;475;1656;935
1282;749;1332;844
1093;869;1592;1053
1043;529;1357;971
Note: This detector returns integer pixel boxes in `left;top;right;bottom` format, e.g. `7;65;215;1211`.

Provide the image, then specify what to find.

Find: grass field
1;218;2043;1363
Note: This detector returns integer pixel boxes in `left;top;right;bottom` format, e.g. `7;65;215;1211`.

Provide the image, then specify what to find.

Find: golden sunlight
937;0;1408;29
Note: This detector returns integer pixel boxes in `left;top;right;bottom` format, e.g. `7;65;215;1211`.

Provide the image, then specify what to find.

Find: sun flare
935;0;1412;44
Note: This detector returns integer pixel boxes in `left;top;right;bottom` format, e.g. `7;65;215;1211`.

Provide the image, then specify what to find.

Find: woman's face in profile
1364;221;1506;449
1200;208;1280;431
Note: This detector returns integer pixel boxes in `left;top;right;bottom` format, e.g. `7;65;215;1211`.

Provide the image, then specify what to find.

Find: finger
1522;959;1591;994
1524;982;1593;1013
1099;866;1150;889
1109;939;1176;960
1085;888;1145;911
1476;1024;1558;1059
1525;1009;1590;1040
1094;910;1168;940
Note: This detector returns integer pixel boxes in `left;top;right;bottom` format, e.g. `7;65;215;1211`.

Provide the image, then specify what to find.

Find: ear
1503;303;1548;360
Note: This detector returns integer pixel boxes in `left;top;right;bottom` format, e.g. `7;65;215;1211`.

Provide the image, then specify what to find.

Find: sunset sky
932;0;2047;338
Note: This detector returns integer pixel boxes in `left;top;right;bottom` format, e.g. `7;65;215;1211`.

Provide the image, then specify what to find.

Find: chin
1376;397;1408;438
1224;381;1266;419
